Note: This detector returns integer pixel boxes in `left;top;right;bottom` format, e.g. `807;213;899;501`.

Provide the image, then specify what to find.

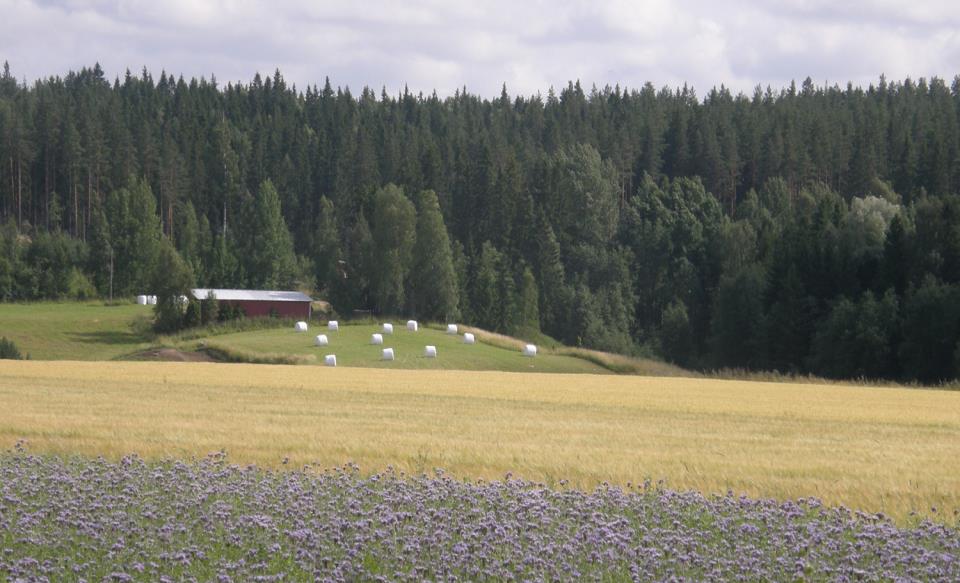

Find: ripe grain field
1;360;957;524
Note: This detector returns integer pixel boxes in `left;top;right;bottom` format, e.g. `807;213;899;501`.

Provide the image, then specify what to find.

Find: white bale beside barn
315;334;329;346
383;323;394;334
295;321;308;332
136;295;148;305
371;333;384;345
328;320;339;331
324;354;337;367
463;333;475;345
407;320;418;332
382;348;395;361
424;345;437;358
522;344;537;357
446;324;458;334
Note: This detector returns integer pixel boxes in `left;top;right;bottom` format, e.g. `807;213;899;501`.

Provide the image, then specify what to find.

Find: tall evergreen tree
409;189;458;320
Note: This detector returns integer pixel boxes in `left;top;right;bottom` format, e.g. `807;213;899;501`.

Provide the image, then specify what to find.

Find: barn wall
221;300;310;319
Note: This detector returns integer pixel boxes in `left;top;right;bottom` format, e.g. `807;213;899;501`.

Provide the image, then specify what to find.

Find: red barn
190;288;312;319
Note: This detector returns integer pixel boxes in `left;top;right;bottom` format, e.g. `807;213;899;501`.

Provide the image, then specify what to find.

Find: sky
2;0;959;98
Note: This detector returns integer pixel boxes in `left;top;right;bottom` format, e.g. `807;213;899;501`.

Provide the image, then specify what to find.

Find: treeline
2;62;960;382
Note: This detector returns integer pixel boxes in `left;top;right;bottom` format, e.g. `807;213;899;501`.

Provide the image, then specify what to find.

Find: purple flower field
1;447;957;582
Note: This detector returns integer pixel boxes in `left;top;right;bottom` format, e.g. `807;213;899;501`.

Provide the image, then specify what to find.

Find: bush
0;337;24;360
66;268;98;300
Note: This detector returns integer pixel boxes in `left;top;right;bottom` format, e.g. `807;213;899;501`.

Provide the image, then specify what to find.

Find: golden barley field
1;360;958;523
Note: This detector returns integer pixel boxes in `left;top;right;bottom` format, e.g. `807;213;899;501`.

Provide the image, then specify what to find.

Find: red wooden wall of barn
221;300;311;319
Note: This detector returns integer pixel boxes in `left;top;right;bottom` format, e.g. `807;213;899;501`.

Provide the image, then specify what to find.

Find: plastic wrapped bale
324;354;337;367
463;333;475;345
327;320;339;332
382;347;395;361
148;295;158;305
136;295;148;305
371;333;384;345
315;334;329;347
295;321;308;332
523;344;537;357
407;320;418;332
446;324;458;335
383;323;394;335
424;345;437;358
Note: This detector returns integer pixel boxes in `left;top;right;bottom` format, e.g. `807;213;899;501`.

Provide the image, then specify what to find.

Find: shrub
0;337;24;360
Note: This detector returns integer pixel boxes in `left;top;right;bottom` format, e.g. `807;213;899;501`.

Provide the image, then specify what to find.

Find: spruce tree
369;184;415;314
245;179;296;289
409;189;458;320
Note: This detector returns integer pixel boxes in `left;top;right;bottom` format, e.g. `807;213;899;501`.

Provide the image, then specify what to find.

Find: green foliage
517;266;540;335
2;65;960;381
244;180;297;289
809;290;899;380
103;177;162;296
710;264;768;369
0;336;23;360
151;239;195;333
312;197;340;293
369;184;416;314
183;299;201;329
66;268;97;300
660;300;692;366
898;277;960;383
200;290;219;325
409;190;458;321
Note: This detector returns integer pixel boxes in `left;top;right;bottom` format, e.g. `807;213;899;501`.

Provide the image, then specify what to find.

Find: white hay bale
324;354;337;367
328;320;339;331
523;344;537;357
424;345;437;358
371;333;383;345
315;334;329;347
147;295;158;305
463;333;475;345
136;295;147;305
407;320;418;332
446;324;458;335
382;347;395;361
382;323;394;335
295;321;308;332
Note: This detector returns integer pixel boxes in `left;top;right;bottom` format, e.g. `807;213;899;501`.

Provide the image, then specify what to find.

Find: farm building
190;288;313;319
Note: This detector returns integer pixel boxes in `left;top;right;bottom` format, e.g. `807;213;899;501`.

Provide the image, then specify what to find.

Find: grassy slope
0;302;154;360
1;360;958;524
198;324;608;374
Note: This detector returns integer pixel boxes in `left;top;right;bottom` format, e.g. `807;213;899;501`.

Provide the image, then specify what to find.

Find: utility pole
108;246;114;302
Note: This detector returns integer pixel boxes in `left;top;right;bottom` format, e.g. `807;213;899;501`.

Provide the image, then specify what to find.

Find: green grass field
0;302;154;360
199;324;608;373
0;302;623;373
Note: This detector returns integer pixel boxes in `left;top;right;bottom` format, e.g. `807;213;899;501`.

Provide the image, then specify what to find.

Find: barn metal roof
190;288;313;302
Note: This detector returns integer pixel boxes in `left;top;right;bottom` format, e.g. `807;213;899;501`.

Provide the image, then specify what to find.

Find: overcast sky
2;0;959;98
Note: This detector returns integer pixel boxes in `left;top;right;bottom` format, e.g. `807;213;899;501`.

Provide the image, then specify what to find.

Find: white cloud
1;0;958;96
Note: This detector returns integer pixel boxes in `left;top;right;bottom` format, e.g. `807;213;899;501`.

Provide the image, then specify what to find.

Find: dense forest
2;62;960;382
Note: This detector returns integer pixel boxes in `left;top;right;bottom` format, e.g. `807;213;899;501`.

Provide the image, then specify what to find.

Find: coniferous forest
2;62;960;382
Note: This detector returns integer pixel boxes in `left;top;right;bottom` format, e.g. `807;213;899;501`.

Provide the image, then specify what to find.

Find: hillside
0;302;688;375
